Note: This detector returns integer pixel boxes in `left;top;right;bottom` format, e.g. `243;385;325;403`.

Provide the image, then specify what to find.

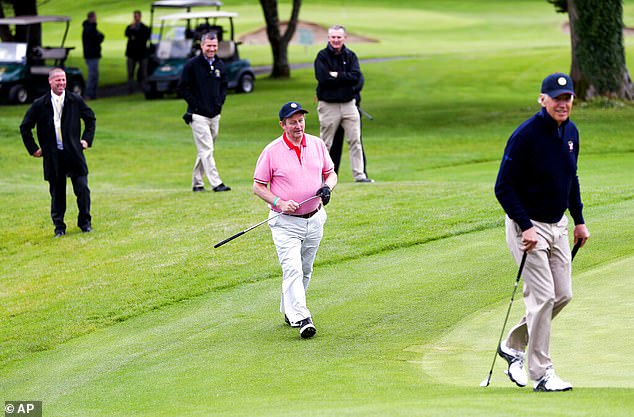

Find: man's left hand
81;140;88;149
316;185;331;206
573;224;590;247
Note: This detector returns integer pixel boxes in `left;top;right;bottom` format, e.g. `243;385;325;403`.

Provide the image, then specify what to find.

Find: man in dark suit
20;68;97;237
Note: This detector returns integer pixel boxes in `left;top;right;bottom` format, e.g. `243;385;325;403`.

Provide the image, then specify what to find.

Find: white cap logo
557;77;567;86
290;103;298;108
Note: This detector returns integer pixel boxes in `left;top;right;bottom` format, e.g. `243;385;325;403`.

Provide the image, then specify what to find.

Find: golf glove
316;185;331;206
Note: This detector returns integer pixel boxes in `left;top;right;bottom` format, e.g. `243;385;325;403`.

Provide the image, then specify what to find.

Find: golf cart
0;15;85;104
144;10;255;99
146;1;222;77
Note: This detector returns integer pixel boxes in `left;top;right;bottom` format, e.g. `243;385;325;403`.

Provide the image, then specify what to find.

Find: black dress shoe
54;230;66;238
81;226;92;233
284;315;300;328
192;186;206;192
213;183;231;192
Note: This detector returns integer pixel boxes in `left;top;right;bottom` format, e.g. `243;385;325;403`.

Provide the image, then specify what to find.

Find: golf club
359;107;374;120
480;240;584;387
480;250;528;388
213;195;322;249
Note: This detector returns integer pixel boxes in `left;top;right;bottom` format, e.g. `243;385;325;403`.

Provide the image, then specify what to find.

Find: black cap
541;73;575;97
279;102;308;121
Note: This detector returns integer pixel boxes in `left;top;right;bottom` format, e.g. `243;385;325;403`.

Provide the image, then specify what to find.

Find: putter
214;195;321;248
480;250;528;388
480;240;584;387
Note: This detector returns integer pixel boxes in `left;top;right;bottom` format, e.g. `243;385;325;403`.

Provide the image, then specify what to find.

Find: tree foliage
549;0;634;100
258;0;302;78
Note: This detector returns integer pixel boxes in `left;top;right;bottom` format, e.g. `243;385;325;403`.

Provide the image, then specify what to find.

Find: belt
289;205;321;219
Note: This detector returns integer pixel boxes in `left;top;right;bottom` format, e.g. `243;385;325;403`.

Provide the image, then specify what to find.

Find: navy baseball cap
541;73;575;97
279;102;308;120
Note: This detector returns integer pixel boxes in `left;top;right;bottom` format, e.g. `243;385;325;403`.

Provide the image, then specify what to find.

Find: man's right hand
521;227;538;251
278;199;299;214
32;149;42;158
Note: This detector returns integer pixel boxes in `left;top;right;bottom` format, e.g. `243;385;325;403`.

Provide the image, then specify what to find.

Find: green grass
2;1;634;416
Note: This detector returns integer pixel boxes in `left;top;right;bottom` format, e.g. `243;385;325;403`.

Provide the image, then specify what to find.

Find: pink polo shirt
254;133;334;215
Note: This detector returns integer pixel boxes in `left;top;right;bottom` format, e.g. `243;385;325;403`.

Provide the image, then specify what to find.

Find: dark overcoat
20;91;96;180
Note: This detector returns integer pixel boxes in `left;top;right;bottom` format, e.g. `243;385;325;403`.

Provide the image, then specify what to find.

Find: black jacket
82;20;105;59
178;54;227;118
20;91;96;180
495;107;584;231
314;43;361;103
125;22;151;59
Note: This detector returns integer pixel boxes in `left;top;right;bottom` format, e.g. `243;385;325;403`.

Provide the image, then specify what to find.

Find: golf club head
480;378;491;387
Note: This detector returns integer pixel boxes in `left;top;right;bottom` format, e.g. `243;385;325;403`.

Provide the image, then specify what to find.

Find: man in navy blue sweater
494;73;590;392
178;32;230;192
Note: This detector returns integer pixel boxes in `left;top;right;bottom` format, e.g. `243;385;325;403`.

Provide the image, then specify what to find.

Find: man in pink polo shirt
253;101;338;339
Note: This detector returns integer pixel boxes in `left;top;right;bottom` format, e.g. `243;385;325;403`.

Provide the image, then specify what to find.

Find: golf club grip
515;250;528;282
214;231;246;248
571;240;582;261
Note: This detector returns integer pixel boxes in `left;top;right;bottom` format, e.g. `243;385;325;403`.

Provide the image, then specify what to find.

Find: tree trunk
0;5;12;41
567;0;634;100
259;0;302;78
0;0;39;43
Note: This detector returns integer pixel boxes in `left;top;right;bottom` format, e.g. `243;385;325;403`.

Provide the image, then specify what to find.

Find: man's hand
277;199;299;214
521;227;538;251
32;149;42;158
316;185;331;206
573;224;590;247
80;140;88;149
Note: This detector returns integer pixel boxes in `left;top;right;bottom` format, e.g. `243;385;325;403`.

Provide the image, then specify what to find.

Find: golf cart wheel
9;84;29;104
236;73;254;94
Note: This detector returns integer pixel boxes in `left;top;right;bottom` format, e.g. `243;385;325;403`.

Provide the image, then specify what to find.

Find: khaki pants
268;208;327;324
317;100;367;180
191;114;222;188
504;215;573;381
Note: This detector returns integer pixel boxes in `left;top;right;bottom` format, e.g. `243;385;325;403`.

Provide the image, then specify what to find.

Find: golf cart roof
151;0;222;8
0;15;71;26
158;11;238;22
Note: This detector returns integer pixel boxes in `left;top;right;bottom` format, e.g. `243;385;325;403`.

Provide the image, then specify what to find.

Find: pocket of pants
317;208;327;226
268;212;279;227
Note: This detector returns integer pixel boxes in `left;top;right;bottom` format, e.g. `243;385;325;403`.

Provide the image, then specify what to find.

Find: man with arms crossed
494;73;590;391
253;102;337;339
314;25;372;183
178;32;231;192
20;68;96;237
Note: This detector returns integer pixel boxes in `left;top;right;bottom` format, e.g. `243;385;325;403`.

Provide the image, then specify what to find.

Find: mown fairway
1;1;633;416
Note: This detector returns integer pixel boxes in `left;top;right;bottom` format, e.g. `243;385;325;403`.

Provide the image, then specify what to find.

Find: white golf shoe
533;369;572;392
497;342;528;387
